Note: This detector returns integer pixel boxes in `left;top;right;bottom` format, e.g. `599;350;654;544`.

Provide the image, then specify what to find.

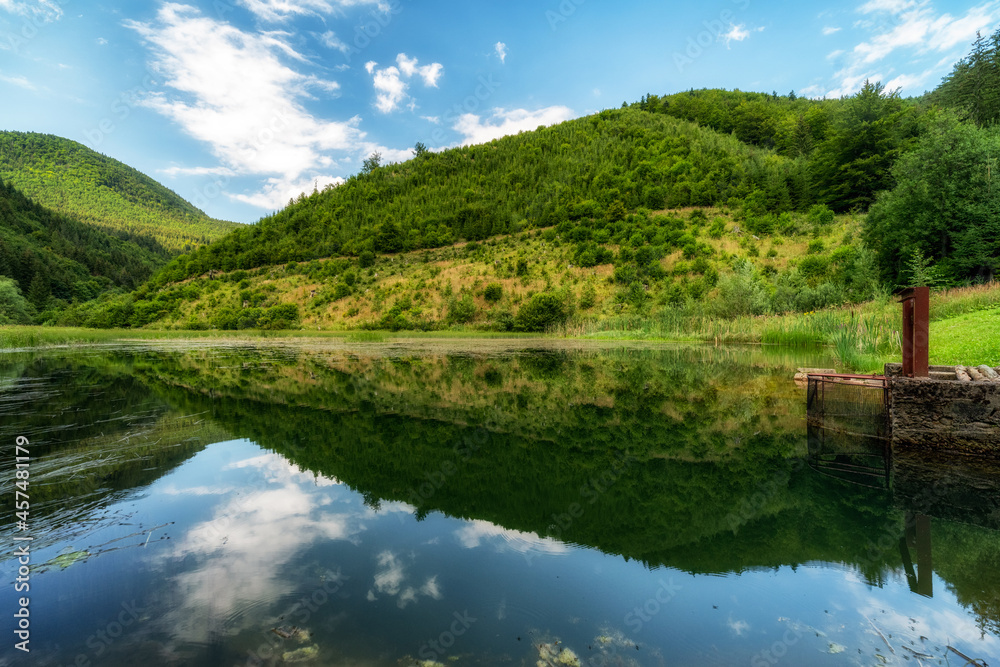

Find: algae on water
282;644;319;663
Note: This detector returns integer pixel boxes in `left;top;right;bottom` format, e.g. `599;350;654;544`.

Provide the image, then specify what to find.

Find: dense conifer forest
0;177;168;323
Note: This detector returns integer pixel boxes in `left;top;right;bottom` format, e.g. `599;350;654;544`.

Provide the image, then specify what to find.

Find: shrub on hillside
447;294;477;324
484;282;503;302
710;260;770;318
514;292;567;332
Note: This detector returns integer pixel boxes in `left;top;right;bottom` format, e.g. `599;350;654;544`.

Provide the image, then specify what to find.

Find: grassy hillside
85;201;876;331
0;131;237;252
0;177;169;323
151;107;810;284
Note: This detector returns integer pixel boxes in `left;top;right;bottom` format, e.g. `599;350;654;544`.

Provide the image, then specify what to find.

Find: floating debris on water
536;641;581;667
826;642;846;654
52;549;90;569
32;548;90;573
586;627;645;667
282;644;319;663
271;626;310;642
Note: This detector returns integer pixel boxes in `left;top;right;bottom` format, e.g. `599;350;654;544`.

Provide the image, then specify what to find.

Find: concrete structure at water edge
807;286;1000;458
886;363;1000;457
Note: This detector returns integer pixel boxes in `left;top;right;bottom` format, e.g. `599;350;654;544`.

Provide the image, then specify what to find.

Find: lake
2;339;999;666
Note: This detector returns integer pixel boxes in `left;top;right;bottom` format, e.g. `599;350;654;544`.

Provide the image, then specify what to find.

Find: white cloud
452;106;575;146
495;41;507;64
825;69;886;98
0;70;37;90
819;0;1000;98
823;26;843;35
396;53;443;86
884;68;935;92
798;83;828;98
721;23;764;48
365;53;443;113
317;29;351;53
237;0;389;22
0;0;62;21
368;63;407;113
126;3;366;210
96;37;108;45
231;173;345;209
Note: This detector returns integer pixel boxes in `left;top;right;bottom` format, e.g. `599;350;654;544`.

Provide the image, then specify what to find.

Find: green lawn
929;307;1000;367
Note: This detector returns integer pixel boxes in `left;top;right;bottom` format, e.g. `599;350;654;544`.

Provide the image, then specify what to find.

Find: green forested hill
153;107;809;283
634;83;925;212
0;177;168;323
0;131;237;252
64;29;1000;330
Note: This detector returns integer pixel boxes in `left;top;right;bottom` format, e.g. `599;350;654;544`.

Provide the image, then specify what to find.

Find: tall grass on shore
4;282;998;370
575;282;1000;371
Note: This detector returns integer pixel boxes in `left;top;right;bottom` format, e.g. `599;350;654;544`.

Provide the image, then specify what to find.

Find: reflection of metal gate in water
807;374;891;488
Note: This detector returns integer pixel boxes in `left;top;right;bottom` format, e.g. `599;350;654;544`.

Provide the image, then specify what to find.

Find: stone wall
889;375;1000;456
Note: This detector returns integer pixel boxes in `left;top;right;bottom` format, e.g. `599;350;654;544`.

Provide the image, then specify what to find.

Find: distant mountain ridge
0;131;237;253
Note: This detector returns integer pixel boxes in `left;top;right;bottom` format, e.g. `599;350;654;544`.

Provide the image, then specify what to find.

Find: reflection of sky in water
3;438;999;666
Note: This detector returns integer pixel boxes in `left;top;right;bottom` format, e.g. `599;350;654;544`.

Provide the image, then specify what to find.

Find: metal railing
806;373;891;488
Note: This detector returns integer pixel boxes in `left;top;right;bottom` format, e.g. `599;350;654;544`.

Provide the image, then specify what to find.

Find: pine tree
28;272;50;309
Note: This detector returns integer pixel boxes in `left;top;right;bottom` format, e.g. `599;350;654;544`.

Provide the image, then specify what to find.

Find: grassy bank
0;325;544;350
572;282;1000;372
5;283;999;371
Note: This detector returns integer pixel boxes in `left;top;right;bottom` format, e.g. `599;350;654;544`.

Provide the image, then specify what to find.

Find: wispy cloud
316;29;351;53
237;0;389;22
495;41;507;64
160;166;238;177
126;3;366;209
0;0;62;21
452;106;574;146
365;53;443;113
821;0;1000;98
0;69;37;90
823;26;843;35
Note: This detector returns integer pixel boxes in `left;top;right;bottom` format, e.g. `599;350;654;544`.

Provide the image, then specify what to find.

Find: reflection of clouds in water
152;449;363;645
455;519;569;556
821;567;1000;660
727;617;750;636
368;550;443;609
362;500;416;518
227;452;343;487
855;593;1000;658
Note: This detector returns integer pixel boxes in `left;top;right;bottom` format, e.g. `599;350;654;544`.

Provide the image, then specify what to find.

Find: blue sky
1;0;997;223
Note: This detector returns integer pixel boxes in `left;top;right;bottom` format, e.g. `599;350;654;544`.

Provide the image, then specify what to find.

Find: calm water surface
1;340;999;667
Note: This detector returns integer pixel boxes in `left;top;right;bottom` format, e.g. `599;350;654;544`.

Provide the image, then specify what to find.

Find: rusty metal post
899;287;929;378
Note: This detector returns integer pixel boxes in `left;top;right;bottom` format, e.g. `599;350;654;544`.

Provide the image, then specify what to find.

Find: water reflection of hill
7;342;1000;635
0;351;230;549
119;345;883;564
